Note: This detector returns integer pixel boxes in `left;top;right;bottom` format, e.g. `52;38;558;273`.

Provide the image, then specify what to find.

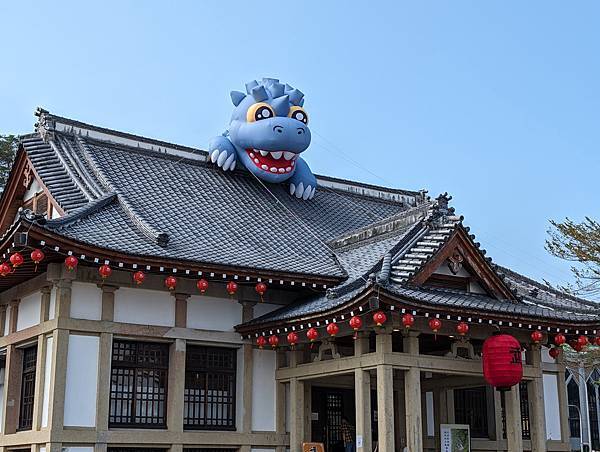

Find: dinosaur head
227;78;311;183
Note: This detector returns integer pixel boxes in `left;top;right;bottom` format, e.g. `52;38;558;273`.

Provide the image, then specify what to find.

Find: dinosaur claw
230;160;236;171
217;150;228;167
309;186;316;199
290;183;296;195
303;185;312;200
223;154;235;171
210;149;220;163
295;182;305;198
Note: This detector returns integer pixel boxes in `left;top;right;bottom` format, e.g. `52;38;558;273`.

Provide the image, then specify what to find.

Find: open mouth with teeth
246;149;297;174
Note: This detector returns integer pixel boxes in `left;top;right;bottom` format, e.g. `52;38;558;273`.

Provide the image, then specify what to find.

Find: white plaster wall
426;391;435;437
63;448;94;452
39;447;46;452
16;291;41;331
49;287;56;320
187;295;242;331
254;303;281;319
543;373;562;440
252;349;276;431
541;346;554;363
42;335;53;428
251;449;276;452
63;334;99;427
433;260;487;294
114;287;174;327
3;305;10;336
23;178;42;201
70;282;102;321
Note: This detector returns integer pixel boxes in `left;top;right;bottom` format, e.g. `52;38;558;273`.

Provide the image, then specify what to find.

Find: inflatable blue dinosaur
209;78;317;200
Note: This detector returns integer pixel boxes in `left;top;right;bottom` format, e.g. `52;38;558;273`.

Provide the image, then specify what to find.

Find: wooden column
376;364;395;452
100;285;118;321
528;346;547;451
54;280;72;319
355;331;369;357
173;293;189;328
40;286;52;322
96;332;113;433
556;357;571;446
31;334;47;430
167;338;186;432
504;385;523;452
290;377;306;452
2;344;23;433
403;332;422;452
8;299;19;334
48;328;70;432
0;305;6;336
355;368;372;452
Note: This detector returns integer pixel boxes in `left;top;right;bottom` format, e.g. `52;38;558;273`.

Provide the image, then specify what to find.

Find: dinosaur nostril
273;126;284;134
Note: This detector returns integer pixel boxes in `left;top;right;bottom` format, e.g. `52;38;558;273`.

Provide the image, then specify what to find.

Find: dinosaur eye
288;106;308;125
247;102;275;122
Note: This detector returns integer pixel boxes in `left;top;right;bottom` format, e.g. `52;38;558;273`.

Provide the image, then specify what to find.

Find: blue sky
1;1;598;294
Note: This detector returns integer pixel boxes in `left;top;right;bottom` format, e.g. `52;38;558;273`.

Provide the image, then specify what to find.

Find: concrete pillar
290;377;306;452
2;345;23;433
404;367;422;452
8;299;19;334
556;358;571;446
275;381;287;452
173;293;189;328
167;338;186;431
528;346;547;451
377;364;395;452
355;368;372;452
100;285;118;321
355;332;369;357
40;286;52;322
54;280;72;319
48;329;70;432
504;386;523;452
434;387;449;446
96;332;113;432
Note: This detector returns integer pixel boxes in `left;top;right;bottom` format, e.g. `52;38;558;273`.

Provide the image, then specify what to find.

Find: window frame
18;345;38;431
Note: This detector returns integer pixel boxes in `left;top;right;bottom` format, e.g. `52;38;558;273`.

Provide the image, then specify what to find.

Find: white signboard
441;424;470;452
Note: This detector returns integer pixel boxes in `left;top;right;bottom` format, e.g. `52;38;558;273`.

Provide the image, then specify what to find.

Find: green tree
546;217;600;297
0;134;17;191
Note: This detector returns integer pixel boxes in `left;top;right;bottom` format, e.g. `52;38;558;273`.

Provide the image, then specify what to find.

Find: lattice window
109;340;169;428
184;345;236;430
18;345;37;430
454;386;489;438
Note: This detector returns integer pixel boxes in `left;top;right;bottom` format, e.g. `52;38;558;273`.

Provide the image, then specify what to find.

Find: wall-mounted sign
441;424;470;452
302;442;324;452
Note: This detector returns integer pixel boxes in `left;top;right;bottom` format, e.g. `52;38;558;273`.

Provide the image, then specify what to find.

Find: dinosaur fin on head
245;80;258;94
267;82;285;98
262;77;279;86
230;91;246;106
298;98;304;107
284;83;294;92
288;89;304;106
271;95;290;116
251;85;269;102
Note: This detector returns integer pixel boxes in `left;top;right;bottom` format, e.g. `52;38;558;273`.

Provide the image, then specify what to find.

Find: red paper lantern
287;332;299;347
255;282;267;296
31;249;45;264
402;313;415;329
0;262;11;276
165;275;177;290
349;316;362;331
227;281;238;296
307;327;319;342
10;252;24;268
530;330;543;344
99;264;112;279
326;322;339;337
257;336;267;349
482;334;523;391
572;341;583;352
133;270;145;285
65;255;78;271
594;337;600;347
577;335;589;348
554;333;566;346
549;347;560;360
429;318;442;333
268;335;279;349
456;322;469;336
373;311;387;327
197;278;209;294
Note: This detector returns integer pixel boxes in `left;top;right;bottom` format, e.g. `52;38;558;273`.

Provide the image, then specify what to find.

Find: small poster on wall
440;424;470;452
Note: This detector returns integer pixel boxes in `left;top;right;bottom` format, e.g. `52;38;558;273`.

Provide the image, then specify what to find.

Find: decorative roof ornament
209;78;317;200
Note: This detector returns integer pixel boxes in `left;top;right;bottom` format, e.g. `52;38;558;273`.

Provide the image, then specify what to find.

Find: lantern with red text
549;347;560;360
165;275;177;290
226;281;238;297
99;264;112;279
327;322;339;337
402;313;415;329
268;335;279;349
373;311;387;327
287;332;299;349
0;262;10;277
554;333;566;346
456;322;469;336
255;282;267;301
10;252;23;268
482;334;523;391
530;330;543;344
133;271;145;285
65;255;78;271
349;316;362;339
197;279;209;294
429;318;442;333
256;336;267;349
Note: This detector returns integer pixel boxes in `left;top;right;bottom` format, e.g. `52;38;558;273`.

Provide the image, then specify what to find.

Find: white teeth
283;151;295;160
270;167;277;173
291;161;295;167
261;164;268;170
270;151;282;160
254;158;259;164
285;167;292;172
278;168;285;173
259;150;269;156
249;152;255;158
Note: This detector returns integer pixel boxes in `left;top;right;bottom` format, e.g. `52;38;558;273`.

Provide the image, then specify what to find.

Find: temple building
0;108;598;452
